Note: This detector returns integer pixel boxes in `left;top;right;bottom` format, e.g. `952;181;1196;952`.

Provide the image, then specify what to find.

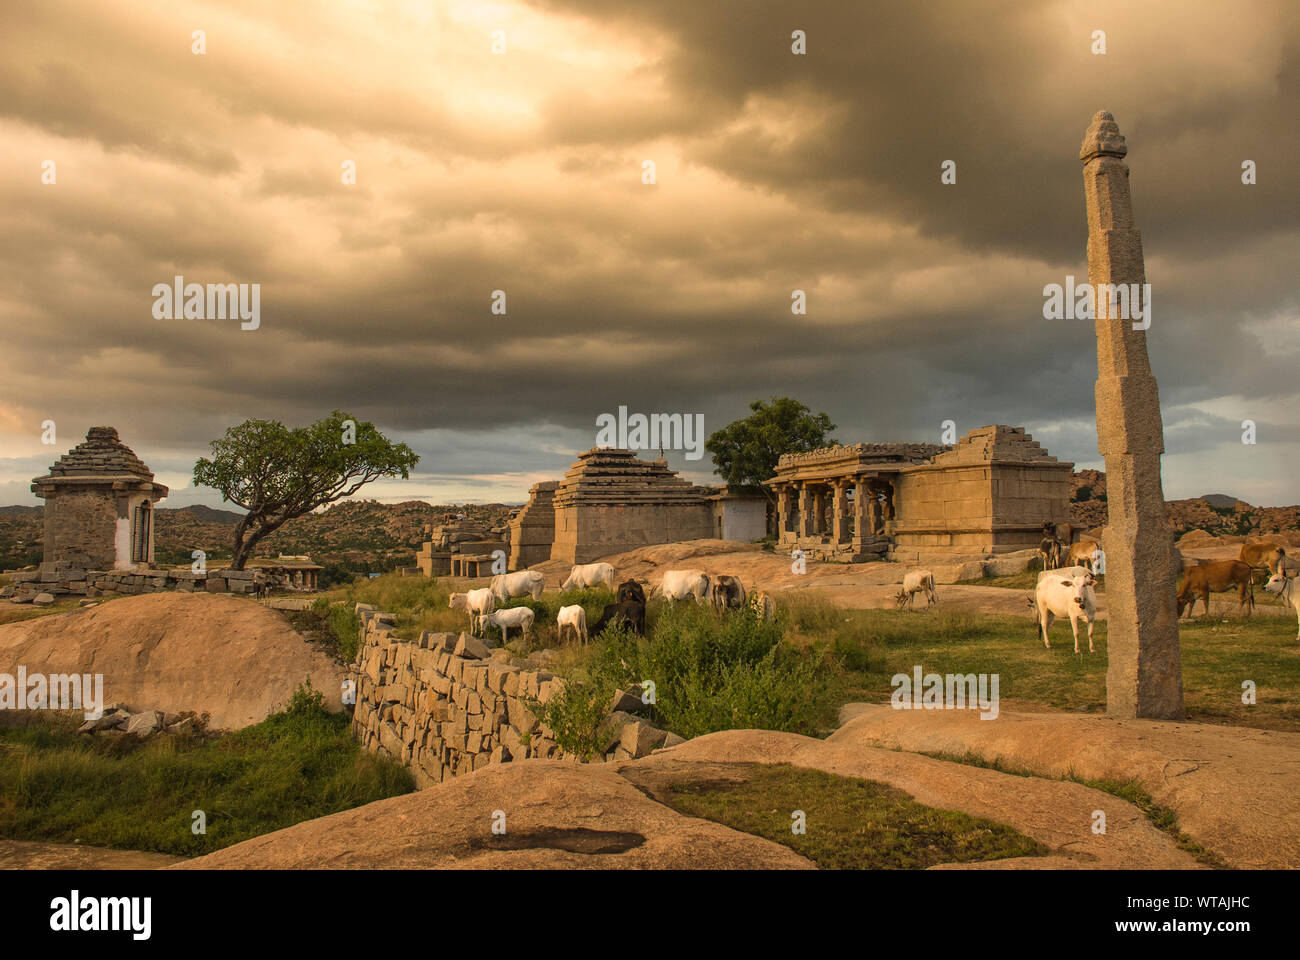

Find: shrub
548;602;842;748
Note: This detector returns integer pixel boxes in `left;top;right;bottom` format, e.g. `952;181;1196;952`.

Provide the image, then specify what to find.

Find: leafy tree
706;398;836;523
193;411;419;570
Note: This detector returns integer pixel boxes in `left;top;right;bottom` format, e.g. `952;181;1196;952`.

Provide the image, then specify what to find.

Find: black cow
616;579;647;605
592;600;646;637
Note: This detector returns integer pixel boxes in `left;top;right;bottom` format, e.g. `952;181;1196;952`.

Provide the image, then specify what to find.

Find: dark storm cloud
0;0;1295;506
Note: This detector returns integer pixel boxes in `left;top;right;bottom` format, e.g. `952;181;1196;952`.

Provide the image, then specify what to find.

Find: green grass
655;762;1049;869
778;590;1300;731
535;602;843;754
0;684;413;857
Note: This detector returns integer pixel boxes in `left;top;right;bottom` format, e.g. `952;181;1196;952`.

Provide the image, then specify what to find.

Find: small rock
607;686;644;714
32;592;55;606
125;711;161;737
454;633;491;660
619;719;669;758
597;711;638;753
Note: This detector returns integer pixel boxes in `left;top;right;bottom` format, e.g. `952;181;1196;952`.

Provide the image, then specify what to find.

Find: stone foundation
0;564;299;601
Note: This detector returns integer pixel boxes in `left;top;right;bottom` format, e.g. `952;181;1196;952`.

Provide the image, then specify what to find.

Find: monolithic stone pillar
811;486;825;535
867;487;882;535
1080;110;1183;719
797;484;812;537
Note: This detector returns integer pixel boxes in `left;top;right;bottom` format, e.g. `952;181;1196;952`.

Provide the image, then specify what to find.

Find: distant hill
1199;494;1242;509
176;504;243;524
1069;472;1298;537
0;499;515;572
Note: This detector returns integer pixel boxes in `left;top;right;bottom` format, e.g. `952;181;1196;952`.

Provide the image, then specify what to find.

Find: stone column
853;478;867;547
1081;110;1183;719
797;483;812;538
776;485;790;539
832;480;849;543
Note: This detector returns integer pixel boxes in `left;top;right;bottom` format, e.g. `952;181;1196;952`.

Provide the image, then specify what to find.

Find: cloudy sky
1;0;1296;510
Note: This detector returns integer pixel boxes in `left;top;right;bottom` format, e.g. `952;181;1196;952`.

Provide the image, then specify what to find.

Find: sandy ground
0;839;182;870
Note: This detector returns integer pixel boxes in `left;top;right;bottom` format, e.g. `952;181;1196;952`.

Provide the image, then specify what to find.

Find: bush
544;602;842;749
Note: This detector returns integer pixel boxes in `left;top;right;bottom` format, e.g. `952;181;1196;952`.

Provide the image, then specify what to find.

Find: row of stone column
774;477;894;542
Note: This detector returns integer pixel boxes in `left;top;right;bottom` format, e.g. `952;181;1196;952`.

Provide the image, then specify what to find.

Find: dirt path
0;839;182;870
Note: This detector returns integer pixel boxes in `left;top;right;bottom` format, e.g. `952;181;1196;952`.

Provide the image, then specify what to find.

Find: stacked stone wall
350;609;678;786
1;565;290;602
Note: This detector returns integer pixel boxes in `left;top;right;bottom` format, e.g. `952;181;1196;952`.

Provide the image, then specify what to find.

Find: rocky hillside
0;500;516;572
1068;471;1299;536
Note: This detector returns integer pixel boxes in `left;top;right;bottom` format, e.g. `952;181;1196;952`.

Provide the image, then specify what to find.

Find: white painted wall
718;499;767;542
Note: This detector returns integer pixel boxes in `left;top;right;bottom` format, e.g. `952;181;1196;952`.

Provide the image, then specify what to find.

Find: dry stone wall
350;607;678;787
1;565;282;602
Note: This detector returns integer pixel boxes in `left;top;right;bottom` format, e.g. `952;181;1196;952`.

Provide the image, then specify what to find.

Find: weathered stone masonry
350;608;676;786
351;612;559;787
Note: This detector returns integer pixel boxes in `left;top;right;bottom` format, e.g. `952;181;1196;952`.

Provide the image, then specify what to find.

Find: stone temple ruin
507;448;767;569
416;515;511;578
32;426;169;570
768;425;1073;563
2;426;319;603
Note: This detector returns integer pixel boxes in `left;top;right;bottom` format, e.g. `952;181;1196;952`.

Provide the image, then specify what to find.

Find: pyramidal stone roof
43;426;156;480
929;425;1062;465
552;448;711;506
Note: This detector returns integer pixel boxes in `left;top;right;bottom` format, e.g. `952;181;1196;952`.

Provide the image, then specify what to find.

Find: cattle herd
444;536;1295;651
447;562;778;645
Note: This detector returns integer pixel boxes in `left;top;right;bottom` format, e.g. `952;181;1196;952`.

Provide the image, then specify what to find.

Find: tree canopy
193;411;419;569
706;397;836;503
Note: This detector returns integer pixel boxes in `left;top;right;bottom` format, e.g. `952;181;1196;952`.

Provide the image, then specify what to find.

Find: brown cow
1239;540;1286;577
1064;538;1101;570
1177;560;1255;618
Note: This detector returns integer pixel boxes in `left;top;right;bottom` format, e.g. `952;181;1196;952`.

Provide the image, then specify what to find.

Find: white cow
1264;572;1300;641
1035;573;1098;653
449;588;495;635
561;562;615;592
490;569;545;602
895;570;937;610
655;569;712;604
557;604;588;644
486;606;535;642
